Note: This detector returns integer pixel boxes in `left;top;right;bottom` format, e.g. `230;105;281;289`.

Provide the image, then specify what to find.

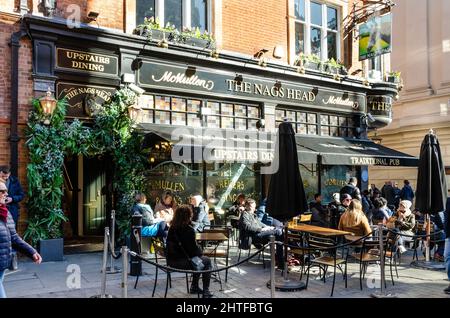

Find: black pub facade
24;15;415;235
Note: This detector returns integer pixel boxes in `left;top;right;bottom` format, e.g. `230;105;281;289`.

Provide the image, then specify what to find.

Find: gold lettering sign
56;48;118;75
350;156;400;166
148;180;186;192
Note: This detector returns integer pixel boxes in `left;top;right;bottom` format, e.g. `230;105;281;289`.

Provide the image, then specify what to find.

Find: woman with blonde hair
338;199;372;236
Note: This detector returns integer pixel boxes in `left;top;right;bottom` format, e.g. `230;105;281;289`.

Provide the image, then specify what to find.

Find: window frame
135;0;212;32
293;0;341;62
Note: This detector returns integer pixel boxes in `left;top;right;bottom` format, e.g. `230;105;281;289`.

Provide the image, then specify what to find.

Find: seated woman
154;190;177;225
166;205;213;298
388;200;415;254
338;199;372;236
190;194;210;232
131;193;168;239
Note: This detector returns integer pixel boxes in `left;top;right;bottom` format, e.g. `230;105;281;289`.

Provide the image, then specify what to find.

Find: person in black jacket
339;177;362;201
0;165;24;227
0;181;41;298
166;205;213;298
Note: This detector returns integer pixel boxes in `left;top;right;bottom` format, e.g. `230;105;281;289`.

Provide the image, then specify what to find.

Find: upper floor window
293;0;340;61
136;0;209;32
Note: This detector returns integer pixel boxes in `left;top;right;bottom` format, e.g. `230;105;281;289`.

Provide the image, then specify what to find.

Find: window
136;0;209;32
138;94;260;130
293;0;340;61
276;108;356;138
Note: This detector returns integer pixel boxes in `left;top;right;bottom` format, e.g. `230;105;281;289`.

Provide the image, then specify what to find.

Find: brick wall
0;12;33;233
220;0;288;62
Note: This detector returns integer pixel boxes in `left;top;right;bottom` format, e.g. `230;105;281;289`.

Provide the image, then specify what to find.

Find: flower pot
38;238;64;262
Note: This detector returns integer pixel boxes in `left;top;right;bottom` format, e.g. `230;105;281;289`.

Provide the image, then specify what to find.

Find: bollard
130;213;142;276
378;223;385;295
270;235;275;298
91;227;113;298
121;246;128;298
106;210;121;274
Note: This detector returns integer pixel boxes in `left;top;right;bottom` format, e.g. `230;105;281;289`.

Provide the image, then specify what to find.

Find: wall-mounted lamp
272;45;284;59
234;74;243;84
274;80;282;90
128;104;143;124
128;83;145;96
39;87;57;125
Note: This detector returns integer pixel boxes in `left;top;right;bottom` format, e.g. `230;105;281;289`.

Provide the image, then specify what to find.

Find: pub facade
1;0;414;238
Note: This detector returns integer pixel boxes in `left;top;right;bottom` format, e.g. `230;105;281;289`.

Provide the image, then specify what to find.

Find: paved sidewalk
3;249;449;298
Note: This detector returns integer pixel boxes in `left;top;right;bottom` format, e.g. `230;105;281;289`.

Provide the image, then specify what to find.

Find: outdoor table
287;223;354;237
195;232;230;283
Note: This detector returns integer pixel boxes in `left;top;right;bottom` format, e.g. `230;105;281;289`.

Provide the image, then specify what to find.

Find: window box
182;37;213;48
386;75;401;84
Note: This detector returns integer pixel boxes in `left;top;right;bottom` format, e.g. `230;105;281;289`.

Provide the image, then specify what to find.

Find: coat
166;225;202;263
6;176;25;224
192;202;210;232
0;212;36;271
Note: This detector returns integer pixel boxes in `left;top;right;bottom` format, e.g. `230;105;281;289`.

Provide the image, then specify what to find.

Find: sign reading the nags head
138;59;366;113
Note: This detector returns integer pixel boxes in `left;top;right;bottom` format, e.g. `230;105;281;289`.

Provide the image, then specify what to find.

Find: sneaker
189;286;203;294
202;290;214;298
398;245;407;254
444;285;450;295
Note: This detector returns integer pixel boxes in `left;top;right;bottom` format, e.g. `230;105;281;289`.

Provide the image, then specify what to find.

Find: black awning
296;136;418;167
137;124;317;164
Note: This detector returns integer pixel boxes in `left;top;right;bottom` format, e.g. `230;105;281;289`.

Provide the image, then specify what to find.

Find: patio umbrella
265;121;308;291
413;130;447;268
266;121;308;221
415;130;447;214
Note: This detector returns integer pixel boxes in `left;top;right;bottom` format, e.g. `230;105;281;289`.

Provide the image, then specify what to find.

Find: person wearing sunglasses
0;181;42;298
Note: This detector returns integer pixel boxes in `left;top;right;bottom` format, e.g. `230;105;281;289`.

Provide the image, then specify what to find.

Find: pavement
3;245;450;299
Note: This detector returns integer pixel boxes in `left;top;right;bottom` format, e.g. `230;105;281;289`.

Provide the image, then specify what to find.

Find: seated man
256;198;283;228
239;198;284;268
190;194;211;232
131;193;168;240
309;193;328;227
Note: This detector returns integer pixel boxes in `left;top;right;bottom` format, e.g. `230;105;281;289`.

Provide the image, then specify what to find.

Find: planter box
38;238;64;262
181;37;211;48
303;60;322;71
386;76;400;83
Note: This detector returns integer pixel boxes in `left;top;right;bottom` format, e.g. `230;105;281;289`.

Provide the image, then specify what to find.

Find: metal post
130;214;142;276
425;214;431;262
121;246;128;298
91;227;113;298
270;235;275;298
106;210;121;274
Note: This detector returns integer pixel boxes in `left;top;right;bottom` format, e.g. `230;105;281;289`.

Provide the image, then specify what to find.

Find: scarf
0;204;8;223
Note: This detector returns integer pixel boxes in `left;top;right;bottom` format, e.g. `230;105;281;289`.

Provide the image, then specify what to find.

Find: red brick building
0;0;405;241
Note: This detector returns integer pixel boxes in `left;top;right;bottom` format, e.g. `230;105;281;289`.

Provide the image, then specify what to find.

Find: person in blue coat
0;165;25;226
0;181;41;298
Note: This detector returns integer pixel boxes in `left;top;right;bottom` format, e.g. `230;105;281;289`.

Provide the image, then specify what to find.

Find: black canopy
265;122;308;222
415;131;448;214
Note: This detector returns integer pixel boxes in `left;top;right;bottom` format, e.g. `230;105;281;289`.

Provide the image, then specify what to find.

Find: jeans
444;238;450;281
0;269;6;298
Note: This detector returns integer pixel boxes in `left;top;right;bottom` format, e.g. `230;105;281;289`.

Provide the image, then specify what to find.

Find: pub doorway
63;155;112;253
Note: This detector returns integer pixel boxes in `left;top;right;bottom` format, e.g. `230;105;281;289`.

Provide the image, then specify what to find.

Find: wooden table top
195;232;228;241
287;223;354;237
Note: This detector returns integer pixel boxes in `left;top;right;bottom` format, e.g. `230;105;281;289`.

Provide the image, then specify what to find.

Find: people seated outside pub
338;199;372;237
371;197;392;225
387;200;415;254
131;193;168;240
309;193;328;227
228;193;246;217
415;208;446;262
154;190;177;225
256;198;283;228
400;180;415;202
239;198;285;268
340;177;362;201
166;204;213;298
190;194;210;232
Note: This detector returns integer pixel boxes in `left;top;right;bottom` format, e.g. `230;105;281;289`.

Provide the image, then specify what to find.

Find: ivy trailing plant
24;88;147;247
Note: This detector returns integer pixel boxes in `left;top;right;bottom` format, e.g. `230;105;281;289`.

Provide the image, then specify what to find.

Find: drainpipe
9;22;28;177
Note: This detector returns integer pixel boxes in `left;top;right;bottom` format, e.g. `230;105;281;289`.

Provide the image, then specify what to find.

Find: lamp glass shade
39;89;57;116
128;104;142;123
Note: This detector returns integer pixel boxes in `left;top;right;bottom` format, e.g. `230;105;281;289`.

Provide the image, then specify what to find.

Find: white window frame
135;0;211;32
293;0;341;61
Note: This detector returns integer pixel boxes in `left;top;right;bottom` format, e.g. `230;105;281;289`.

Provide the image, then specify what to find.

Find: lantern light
39;87;57;125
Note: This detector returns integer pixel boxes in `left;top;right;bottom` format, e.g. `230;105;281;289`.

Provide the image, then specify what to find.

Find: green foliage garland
24;88;146;247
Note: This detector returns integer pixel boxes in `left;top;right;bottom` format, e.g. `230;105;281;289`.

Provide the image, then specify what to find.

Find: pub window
293;0;340;61
205;101;260;131
276;108;356;138
136;0;210;32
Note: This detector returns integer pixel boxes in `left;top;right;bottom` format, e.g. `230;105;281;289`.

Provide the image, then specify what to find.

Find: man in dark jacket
339;177;362;200
239;198;284;268
310;194;328;227
0;166;25;226
443;197;450;294
381;180;396;209
400;180;415;202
